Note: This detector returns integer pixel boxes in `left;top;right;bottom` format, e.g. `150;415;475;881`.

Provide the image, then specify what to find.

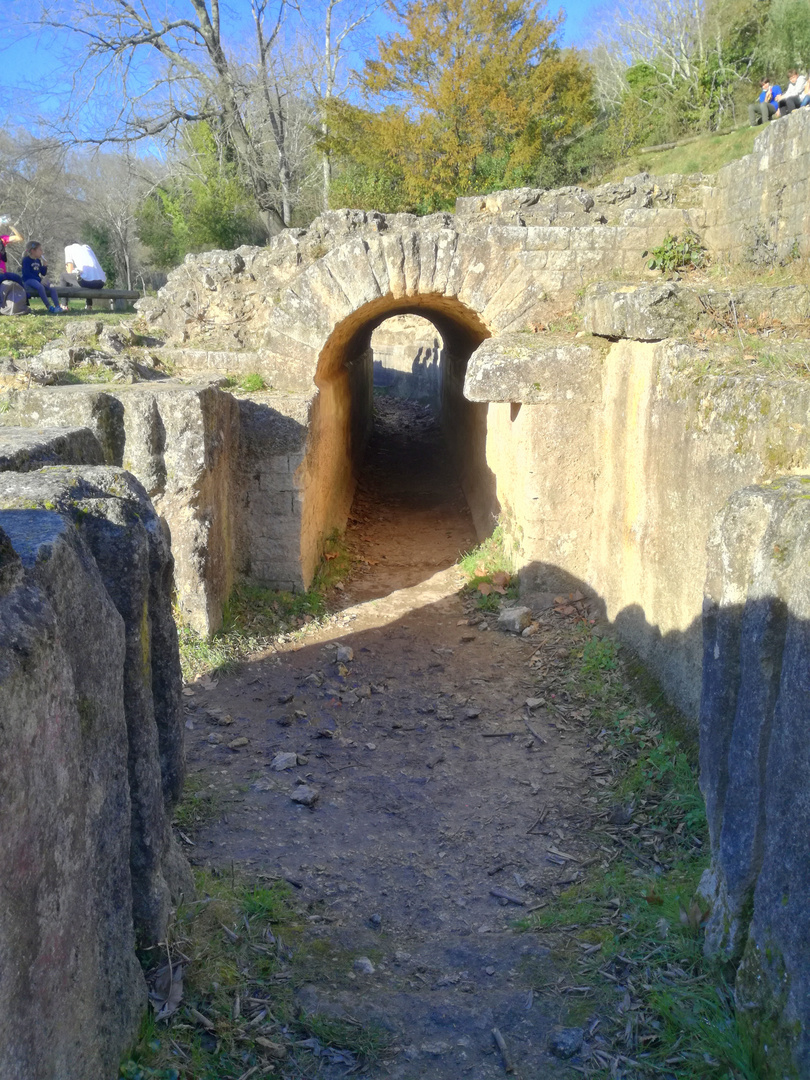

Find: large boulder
0;467;191;948
0;511;146;1079
699;476;810;1078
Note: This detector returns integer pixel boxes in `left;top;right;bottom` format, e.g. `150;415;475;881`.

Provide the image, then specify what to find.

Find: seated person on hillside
749;78;782;125
21;241;66;314
0;218;24;286
776;70;807;115
61;243;107;289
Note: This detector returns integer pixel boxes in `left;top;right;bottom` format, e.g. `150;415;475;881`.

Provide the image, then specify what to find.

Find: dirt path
182;398;604;1078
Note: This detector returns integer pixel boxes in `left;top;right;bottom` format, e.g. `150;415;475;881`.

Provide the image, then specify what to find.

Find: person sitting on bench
0;218;24;287
749;77;782;125
61;243;107;289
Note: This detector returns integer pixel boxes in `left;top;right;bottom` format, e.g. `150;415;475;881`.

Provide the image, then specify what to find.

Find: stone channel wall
468;332;810;719
0;450;191;1080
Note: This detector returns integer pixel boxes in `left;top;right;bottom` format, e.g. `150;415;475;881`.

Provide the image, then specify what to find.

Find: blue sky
1;0;602;128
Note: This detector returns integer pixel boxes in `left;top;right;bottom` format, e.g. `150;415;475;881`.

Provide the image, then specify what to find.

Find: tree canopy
327;0;594;212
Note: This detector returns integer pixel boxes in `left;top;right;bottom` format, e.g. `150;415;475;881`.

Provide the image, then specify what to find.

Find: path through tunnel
302;295;500;591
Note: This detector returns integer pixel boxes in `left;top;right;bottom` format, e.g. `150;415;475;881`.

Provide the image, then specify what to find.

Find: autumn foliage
326;0;594;212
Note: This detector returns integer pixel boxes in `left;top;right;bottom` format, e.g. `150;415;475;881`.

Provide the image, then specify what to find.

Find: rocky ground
179;396;617;1079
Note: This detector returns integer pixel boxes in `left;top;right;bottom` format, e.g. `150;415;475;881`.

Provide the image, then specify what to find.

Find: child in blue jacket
21;241;65;314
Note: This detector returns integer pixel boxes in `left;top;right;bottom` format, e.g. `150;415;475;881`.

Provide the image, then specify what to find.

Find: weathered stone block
699;477;810;1079
464;335;602;404
0;467;191;948
0;425;104;471
579;281;702;340
0;511;146;1080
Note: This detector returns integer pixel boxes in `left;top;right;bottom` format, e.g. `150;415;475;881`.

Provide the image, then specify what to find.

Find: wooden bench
54;286;142;312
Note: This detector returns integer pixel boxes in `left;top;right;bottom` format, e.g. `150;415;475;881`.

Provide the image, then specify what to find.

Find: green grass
177;531;353;681
606;125;760;181
172;775;223;833
120;870;390;1080
515;627;756;1078
222;372;269;392
458;524;519;611
0;310;131;360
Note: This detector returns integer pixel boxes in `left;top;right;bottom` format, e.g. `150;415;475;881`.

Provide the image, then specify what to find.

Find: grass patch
57;361;118;384
458;524;519;612
177;532;353;681
0;310;131;360
605;125;760;182
222;372;269;392
172;775;223;833
516;624;755;1078
120;870;390;1079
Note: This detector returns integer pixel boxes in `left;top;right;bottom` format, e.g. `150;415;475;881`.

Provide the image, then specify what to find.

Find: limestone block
464;335;601;404
0;467;191;948
0;513;146;1080
698;477;810;1078
0;425;104;471
579;281;702;340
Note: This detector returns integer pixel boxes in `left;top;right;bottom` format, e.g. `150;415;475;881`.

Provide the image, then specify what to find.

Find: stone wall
0;461;190;1080
698;478;810;1079
704;107;810;265
467;335;810;719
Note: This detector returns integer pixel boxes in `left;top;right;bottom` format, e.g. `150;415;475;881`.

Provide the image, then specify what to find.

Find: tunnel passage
298;293;500;587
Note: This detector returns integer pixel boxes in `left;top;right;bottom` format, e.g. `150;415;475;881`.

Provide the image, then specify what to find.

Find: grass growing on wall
517;629;758;1078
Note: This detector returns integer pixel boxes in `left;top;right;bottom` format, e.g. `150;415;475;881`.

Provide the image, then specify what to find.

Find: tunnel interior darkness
299;293;500;587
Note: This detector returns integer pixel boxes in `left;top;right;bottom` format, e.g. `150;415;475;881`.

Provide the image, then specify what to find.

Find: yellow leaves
328;0;594;212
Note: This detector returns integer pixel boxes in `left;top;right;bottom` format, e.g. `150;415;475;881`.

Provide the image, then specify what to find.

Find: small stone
357;684;372;698
526;697;544;709
353;956;374;974
485;966;496;976
521;625;536;637
437;708;454;721
304;673;323;686
228;737;249;750
464;707;481;720
497;606;533;633
296;754;309;765
276;716;292;727
460;633;476;643
369;913;382;928
290;785;319;807
548;1027;584;1059
365;742;377;751
336;645;354;663
278;692;294;704
394;950;411;962
478;622;489;631
271;752;298;771
207;732;222;745
341;691;359;705
294;709;307;719
184;719;194;730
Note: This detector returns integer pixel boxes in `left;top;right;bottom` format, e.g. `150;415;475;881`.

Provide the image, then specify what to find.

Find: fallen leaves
149;961;184;1021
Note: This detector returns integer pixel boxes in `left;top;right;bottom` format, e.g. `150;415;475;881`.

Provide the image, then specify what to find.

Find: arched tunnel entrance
299;294;500;588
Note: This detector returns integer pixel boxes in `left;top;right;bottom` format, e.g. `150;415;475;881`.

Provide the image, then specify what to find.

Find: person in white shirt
776;71;807;115
61;243;107;289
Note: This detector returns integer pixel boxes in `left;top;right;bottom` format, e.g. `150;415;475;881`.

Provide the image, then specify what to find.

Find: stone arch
258;225;541;393
292;277;501;586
